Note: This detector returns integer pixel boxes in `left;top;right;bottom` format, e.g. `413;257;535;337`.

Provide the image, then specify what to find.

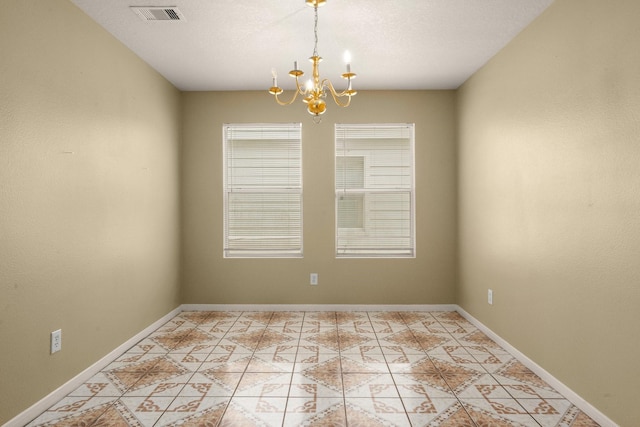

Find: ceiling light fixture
269;0;357;122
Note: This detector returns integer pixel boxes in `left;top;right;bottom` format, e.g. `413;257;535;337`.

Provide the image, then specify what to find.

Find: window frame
335;123;416;258
222;123;303;258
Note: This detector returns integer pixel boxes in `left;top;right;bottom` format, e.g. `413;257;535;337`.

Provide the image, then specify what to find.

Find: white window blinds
335;124;415;257
223;123;302;258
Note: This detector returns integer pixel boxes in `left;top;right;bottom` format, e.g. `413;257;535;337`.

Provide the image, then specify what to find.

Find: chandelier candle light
269;0;357;120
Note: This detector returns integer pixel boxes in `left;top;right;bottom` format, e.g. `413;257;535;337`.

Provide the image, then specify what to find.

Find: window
335;124;415;257
223;123;302;258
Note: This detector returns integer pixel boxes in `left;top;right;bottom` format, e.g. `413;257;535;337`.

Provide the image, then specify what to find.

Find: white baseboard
181;303;458;312
4;306;182;427
6;303;616;427
455;306;618;427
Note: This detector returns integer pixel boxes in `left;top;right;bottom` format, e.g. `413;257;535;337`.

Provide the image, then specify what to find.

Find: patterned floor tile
104;356;182;394
120;341;168;355
516;397;571;421
371;311;407;325
392;370;454;398
299;322;327;334
456;330;505;350
453;373;513;399
383;346;428;368
234;372;293;397
168;329;220;354
408;318;452;335
427;344;477;365
165;351;208;372
466;345;516;372
154;397;229;426
302;330;340;352
370;319;407;334
200;352;251;373
303;311;338;326
346;398;412;426
402;397;462;426
25;397;118;427
226;396;287;426
102;352;166;372
117;396;174;426
268;311;304;325
283;396;343;426
336;311;369;324
285;400;346;426
290;373;344;398
346;375;400;399
175;311;214;326
394;375;455;399
421;400;477;426
343;319;377;334
544;404;602;427
338;330;376;351
460;398;539;426
185;372;242;396
269;321;304;334
122;373;192;397
340;350;389;374
67;372;127;397
149;328;196;351
241;311;275;325
379;329;425;353
25;311;602;427
246;354;295;373
431;359;486;394
343;372;394;398
196;320;236;335
439;320;479;337
399;311;436;325
255;329;298;352
294;351;339;371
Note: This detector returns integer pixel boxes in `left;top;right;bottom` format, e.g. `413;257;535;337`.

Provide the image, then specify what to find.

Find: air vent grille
131;7;185;21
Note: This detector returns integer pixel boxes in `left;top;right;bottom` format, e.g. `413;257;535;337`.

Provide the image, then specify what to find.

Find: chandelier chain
313;5;319;57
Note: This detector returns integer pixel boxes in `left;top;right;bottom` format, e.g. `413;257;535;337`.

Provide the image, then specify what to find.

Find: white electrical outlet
488;289;493;305
310;273;318;285
51;329;62;354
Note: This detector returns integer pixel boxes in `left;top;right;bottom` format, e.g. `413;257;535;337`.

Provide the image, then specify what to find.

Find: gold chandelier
268;0;357;120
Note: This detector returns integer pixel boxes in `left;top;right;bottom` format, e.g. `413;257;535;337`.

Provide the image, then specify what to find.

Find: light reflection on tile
24;310;601;427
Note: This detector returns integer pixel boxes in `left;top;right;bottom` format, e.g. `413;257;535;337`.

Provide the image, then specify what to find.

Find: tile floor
26;310;600;426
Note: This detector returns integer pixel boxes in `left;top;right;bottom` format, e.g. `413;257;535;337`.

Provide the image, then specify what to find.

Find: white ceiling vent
131;7;185;21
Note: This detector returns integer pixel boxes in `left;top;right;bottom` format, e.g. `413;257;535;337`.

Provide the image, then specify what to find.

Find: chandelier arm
273;89;300;106
294;76;309;96
323;79;353;107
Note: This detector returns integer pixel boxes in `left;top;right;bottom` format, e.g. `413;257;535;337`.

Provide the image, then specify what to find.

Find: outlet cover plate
51;329;62;354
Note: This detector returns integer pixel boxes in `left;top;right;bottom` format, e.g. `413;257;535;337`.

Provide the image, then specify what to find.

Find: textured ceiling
70;0;555;91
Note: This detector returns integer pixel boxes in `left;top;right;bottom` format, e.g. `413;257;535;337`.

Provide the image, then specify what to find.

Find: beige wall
457;0;640;425
0;1;182;422
180;91;457;305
